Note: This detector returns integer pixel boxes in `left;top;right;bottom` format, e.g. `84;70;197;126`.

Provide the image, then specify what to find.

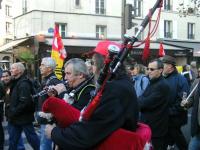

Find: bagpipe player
44;41;150;150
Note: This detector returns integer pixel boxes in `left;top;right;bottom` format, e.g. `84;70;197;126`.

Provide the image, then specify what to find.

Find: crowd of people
0;40;199;150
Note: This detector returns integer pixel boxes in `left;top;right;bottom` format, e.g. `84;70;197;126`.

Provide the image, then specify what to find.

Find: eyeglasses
147;68;158;71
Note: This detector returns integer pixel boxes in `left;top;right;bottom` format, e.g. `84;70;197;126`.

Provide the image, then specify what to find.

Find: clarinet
32;80;69;99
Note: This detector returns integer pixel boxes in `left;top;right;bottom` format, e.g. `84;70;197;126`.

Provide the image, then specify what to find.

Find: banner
51;24;67;79
158;42;165;57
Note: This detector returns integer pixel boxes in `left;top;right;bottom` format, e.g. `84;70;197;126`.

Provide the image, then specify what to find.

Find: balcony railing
164;32;172;38
188;34;195;39
95;8;106;15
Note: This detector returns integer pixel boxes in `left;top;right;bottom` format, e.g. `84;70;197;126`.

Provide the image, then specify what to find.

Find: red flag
51;24;67;79
142;36;150;61
158;42;165;57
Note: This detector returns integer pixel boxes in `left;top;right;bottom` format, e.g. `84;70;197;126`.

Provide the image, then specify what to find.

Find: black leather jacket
8;74;35;125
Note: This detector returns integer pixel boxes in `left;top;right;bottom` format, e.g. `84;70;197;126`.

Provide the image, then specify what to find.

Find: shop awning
46;38;185;51
162;40;200;56
0;38;29;53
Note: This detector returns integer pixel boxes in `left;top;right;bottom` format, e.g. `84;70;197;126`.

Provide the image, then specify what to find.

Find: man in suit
138;59;170;150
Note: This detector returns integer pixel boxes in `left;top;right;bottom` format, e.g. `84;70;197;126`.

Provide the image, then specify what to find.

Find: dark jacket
164;70;189;127
37;73;61;111
138;76;170;138
59;79;95;111
8;74;35;125
71;81;95;110
190;79;200;137
0;81;4;121
4;83;11;120
51;75;139;150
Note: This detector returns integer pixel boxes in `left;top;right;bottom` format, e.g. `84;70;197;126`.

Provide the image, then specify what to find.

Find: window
5;5;11;17
6;22;12;33
96;25;107;39
57;23;67;38
133;0;142;17
164;20;172;38
75;0;80;7
188;23;195;39
95;0;106;15
22;0;27;14
164;0;172;11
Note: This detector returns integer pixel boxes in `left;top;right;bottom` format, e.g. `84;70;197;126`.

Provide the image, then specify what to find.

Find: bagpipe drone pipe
42;0;163;149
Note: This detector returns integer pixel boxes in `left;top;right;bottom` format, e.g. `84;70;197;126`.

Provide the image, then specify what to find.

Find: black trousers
166;126;188;150
0;103;4;149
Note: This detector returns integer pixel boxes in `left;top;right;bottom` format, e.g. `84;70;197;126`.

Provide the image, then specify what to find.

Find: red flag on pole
51;24;67;79
158;42;165;57
142;36;150;61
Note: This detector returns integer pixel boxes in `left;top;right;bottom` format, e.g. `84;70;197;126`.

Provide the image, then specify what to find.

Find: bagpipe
42;0;163;149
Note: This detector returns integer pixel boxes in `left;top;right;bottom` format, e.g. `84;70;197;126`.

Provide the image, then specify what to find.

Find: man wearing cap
44;40;139;149
162;55;189;150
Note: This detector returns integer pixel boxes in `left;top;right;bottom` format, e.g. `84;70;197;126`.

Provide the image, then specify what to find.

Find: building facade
0;0;13;65
1;0;200;65
13;0;122;40
127;0;200;41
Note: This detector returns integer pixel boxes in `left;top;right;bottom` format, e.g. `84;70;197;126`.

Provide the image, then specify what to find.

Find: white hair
64;58;89;77
11;62;25;73
41;57;56;71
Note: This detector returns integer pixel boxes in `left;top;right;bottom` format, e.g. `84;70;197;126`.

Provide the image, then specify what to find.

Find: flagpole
185;82;199;102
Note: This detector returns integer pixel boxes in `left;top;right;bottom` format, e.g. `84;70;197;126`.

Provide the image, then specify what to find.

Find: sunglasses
147;68;158;71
